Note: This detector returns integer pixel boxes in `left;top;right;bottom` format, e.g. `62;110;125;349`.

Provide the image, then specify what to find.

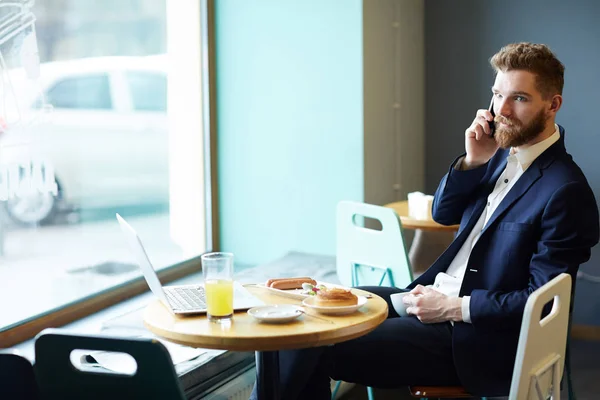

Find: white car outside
0;55;169;225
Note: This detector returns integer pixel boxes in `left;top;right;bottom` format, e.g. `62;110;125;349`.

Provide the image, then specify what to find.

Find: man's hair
490;42;565;99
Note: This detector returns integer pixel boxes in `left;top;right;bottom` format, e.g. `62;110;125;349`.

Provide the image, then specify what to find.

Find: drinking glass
201;252;234;322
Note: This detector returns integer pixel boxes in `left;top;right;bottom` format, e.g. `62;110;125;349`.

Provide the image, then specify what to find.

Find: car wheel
4;179;62;225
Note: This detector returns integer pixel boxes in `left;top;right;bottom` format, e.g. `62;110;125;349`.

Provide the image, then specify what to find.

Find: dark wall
425;0;600;325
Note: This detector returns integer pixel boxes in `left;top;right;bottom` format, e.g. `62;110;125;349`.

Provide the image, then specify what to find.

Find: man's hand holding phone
462;98;499;170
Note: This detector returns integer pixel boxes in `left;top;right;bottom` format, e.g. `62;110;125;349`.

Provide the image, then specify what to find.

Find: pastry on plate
314;287;358;307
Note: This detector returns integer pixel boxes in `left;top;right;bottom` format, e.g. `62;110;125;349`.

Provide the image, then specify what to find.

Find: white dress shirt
432;125;560;323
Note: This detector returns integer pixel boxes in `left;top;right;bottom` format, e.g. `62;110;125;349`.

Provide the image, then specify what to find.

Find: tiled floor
340;339;600;399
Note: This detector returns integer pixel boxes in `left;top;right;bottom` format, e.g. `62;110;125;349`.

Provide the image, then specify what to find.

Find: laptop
116;213;264;315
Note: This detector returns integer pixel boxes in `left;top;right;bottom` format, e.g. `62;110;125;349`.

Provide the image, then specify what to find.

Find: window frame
2;0;219;349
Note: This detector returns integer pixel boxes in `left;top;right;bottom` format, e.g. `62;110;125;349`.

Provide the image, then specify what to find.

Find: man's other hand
403;285;463;323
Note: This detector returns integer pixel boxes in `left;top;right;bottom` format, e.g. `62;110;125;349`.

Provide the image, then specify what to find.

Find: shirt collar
509;124;560;170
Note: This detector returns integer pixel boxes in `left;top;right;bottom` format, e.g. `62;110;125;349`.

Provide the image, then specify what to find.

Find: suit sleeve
469;181;600;329
431;154;489;226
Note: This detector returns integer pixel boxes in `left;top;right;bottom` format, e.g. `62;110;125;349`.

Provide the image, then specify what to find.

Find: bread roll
314;287;358;307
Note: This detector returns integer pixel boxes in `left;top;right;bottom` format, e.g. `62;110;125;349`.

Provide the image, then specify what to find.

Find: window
126;71;167;112
0;0;207;346
46;75;112;110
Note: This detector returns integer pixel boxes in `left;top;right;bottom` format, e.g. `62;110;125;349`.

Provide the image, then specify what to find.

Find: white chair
510;272;572;400
336;200;413;288
333;200;414;400
410;272;572;400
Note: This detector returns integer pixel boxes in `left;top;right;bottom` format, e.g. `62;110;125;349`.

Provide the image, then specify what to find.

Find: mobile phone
488;97;496;137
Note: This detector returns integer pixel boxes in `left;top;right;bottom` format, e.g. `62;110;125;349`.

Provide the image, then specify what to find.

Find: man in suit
249;42;599;400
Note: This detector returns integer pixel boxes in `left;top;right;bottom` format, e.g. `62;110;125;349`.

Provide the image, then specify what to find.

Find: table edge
144;298;389;352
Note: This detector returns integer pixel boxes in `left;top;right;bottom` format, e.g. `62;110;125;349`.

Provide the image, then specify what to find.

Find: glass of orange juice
201;252;234;322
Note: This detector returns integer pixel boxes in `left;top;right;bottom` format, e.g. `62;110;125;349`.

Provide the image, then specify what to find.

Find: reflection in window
126;71;167;112
0;0;207;338
46;74;112;110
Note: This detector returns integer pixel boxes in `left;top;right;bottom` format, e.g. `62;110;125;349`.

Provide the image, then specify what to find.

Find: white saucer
247;304;303;323
302;296;368;315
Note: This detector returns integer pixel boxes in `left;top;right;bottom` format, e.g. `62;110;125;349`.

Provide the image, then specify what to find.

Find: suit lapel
414;158;507;285
480;165;542;233
480;130;566;233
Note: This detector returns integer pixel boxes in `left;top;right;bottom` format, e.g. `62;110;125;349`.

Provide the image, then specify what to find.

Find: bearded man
249;42;599;400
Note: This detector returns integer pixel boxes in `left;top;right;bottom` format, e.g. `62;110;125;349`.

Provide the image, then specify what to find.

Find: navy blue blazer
408;125;599;396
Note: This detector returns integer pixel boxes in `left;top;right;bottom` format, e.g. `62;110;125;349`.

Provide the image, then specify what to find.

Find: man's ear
549;95;563;113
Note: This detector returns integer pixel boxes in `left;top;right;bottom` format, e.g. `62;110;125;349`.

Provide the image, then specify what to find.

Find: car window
125;71;167;112
46;74;112;110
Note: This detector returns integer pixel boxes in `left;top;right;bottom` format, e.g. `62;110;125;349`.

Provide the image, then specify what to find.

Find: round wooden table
385;200;459;275
144;286;388;400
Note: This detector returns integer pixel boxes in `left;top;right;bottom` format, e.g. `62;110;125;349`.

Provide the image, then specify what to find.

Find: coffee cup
390;292;411;317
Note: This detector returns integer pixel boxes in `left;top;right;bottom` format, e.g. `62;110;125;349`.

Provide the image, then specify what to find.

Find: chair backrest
0;350;39;400
509;273;572;400
336;200;412;287
34;329;186;400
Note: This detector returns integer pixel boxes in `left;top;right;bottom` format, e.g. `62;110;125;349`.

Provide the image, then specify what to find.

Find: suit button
504;179;509;183
487;201;490;206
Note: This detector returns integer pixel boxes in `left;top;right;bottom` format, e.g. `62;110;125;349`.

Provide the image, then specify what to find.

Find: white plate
247;304;303;323
302;296;368;315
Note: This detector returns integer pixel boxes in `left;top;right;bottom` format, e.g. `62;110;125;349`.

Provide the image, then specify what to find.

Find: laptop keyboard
165;286;206;310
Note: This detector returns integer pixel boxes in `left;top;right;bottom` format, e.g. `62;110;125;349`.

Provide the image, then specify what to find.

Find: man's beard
494;108;548;149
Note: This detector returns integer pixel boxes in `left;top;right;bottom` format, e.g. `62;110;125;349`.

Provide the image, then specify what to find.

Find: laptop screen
116;213;171;307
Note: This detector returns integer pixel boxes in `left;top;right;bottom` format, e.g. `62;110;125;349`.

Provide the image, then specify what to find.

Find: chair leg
566;338;576;400
366;385;375;400
331;380;341;399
